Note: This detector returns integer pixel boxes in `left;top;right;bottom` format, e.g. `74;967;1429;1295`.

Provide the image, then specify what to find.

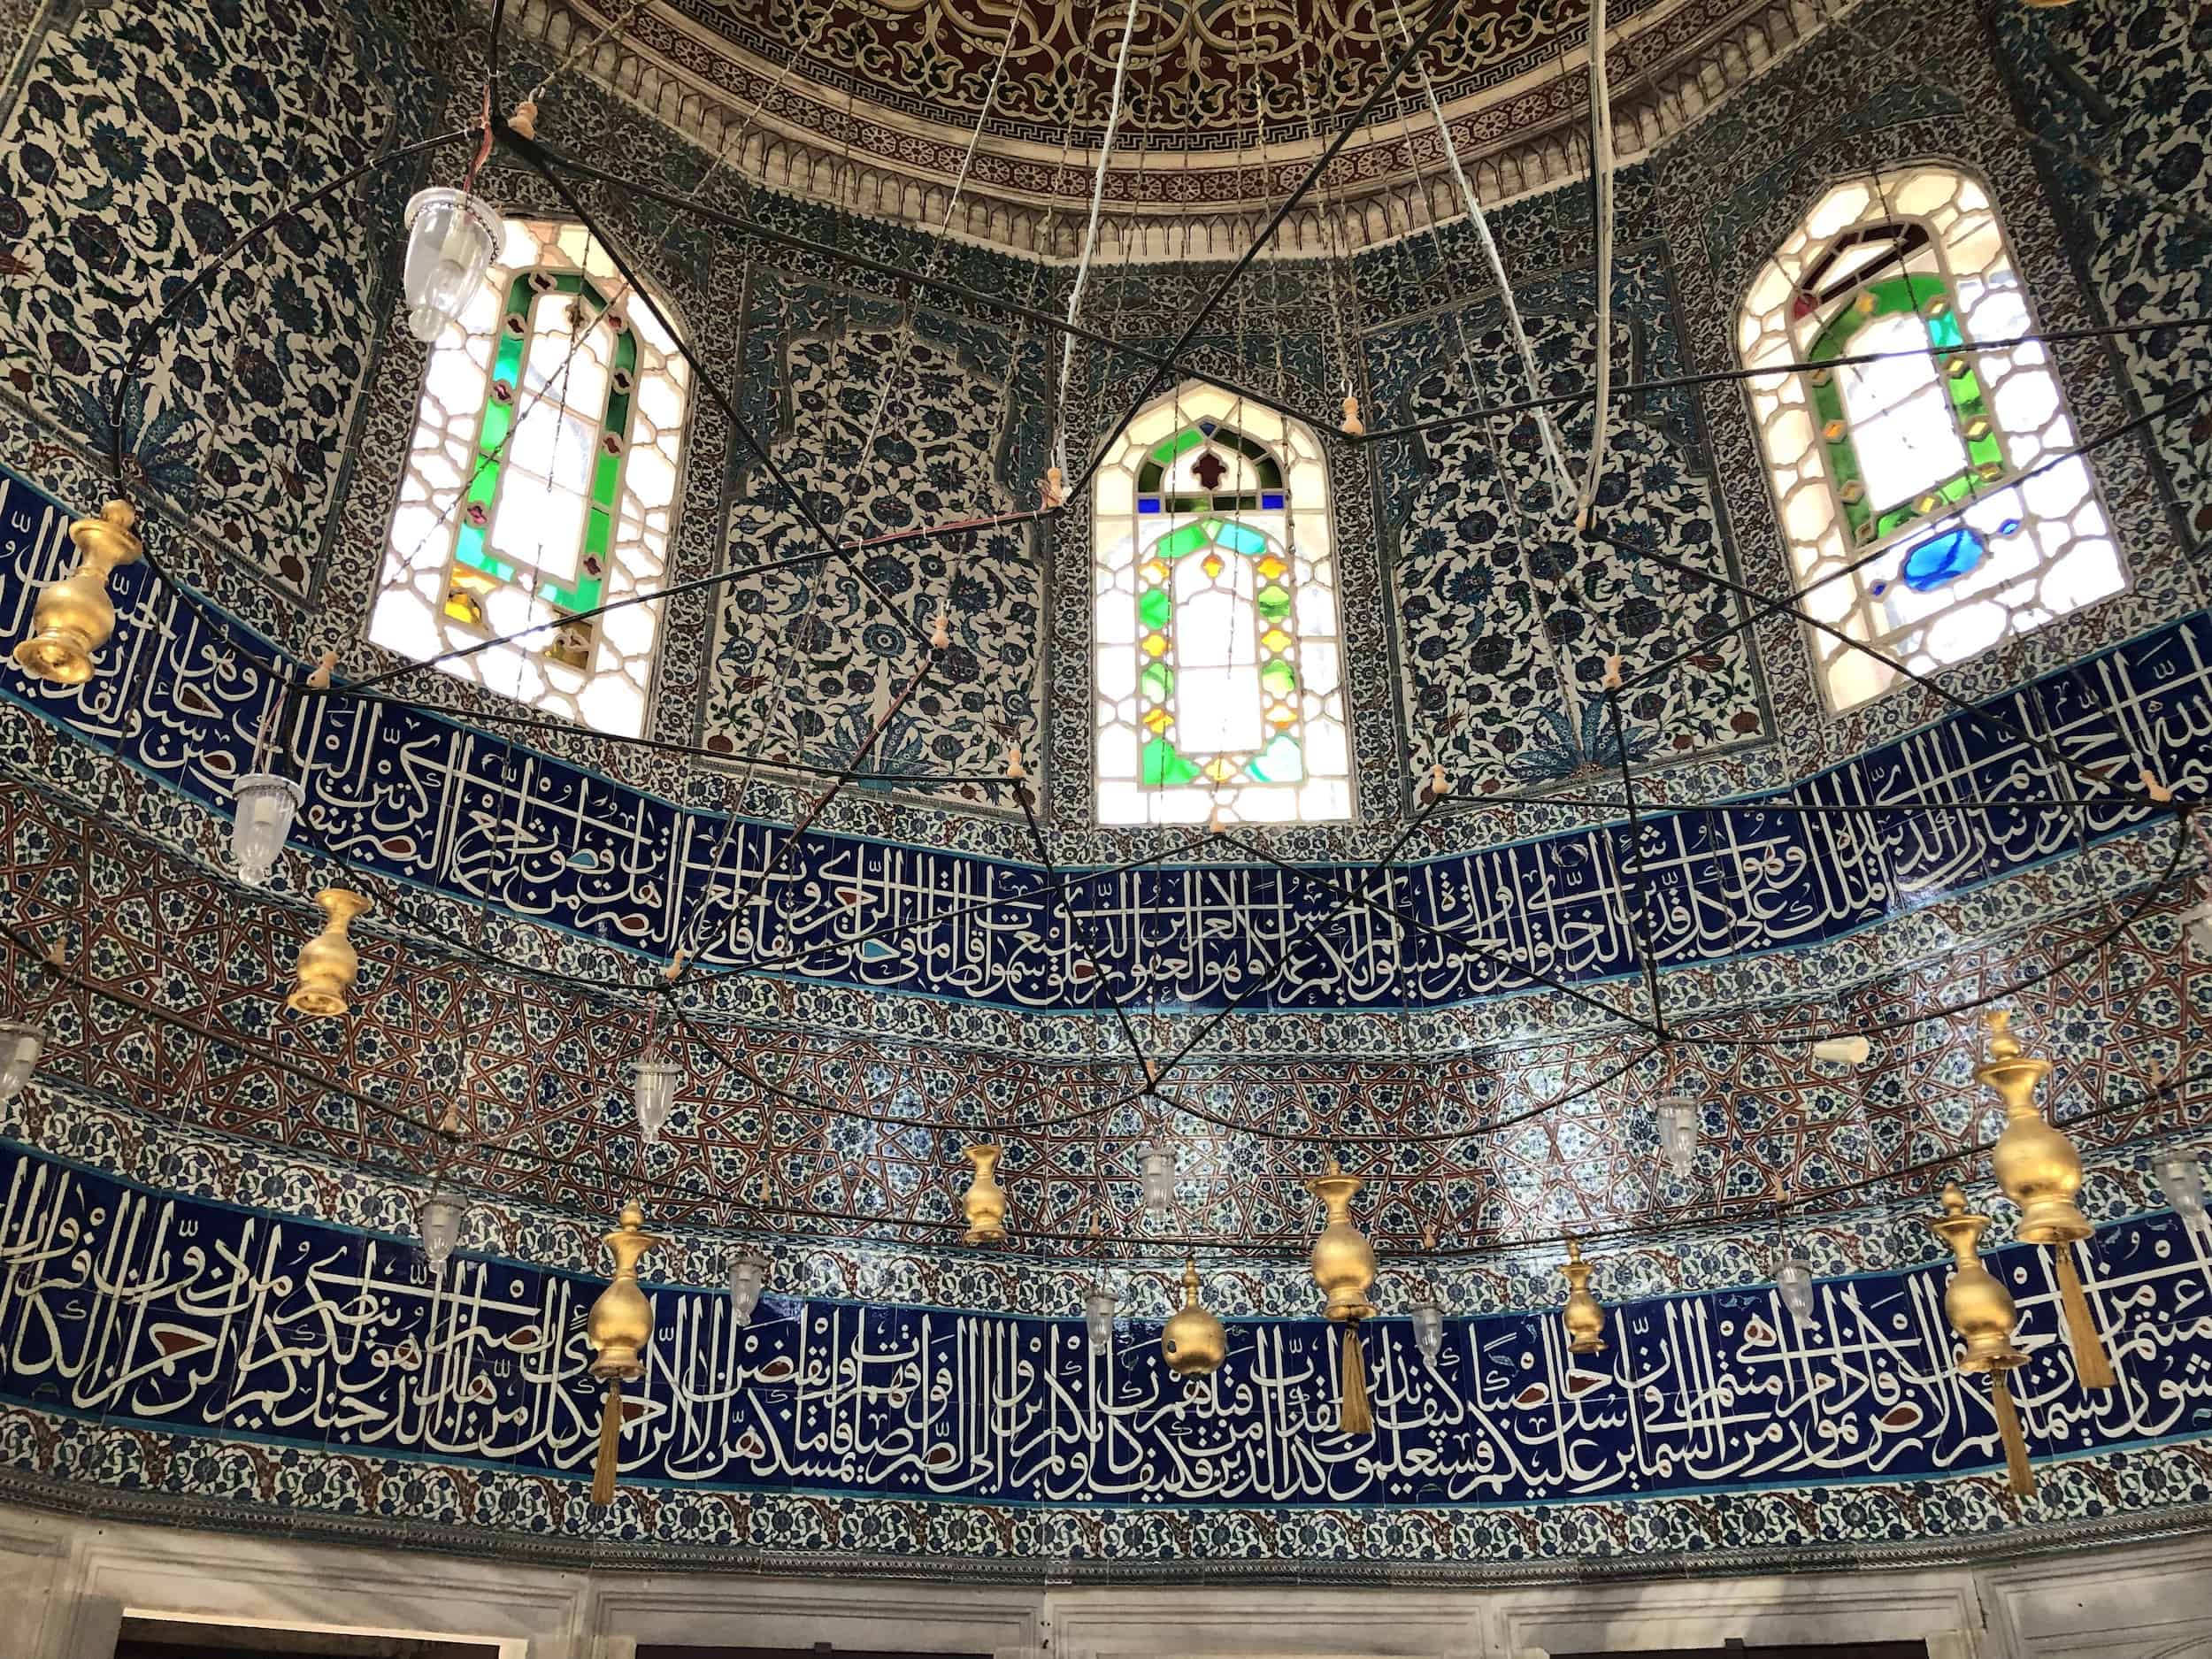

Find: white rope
1576;0;1618;529
1392;3;1574;502
1055;0;1144;430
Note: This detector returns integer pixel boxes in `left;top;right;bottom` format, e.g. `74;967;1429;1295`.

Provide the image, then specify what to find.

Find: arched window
1739;164;2124;709
371;219;689;737
1092;386;1350;826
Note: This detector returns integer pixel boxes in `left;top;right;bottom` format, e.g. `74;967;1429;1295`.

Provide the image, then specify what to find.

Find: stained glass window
1739;165;2124;709
371;219;689;737
1094;385;1350;825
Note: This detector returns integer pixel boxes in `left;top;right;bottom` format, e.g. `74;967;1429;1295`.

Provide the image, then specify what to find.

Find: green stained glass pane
1259;659;1297;696
1139;662;1174;700
1148;427;1205;466
1217;522;1267;557
613;327;637;376
1138;588;1171;628
1138;461;1163;492
591;448;621;511
1158;523;1211;559
1141;736;1203;786
476;399;514;464
491;331;526;388
585;509;611;562
455;525;515;582
1929;311;1963;349
1255;585;1292;622
1257;457;1283;488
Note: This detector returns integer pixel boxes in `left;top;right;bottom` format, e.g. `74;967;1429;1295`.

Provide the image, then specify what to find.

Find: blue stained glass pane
1138;497;1163;514
1261;492;1286;509
1901;526;1986;593
1199;419;1217;434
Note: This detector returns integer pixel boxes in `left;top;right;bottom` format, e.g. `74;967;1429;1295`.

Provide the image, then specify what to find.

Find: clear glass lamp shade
419;1194;466;1274
1657;1096;1700;1179
634;1053;681;1143
1777;1256;1816;1323
1410;1301;1445;1364
2156;1152;2208;1225
1136;1143;1176;1223
230;772;303;887
0;1020;42;1102
402;187;501;342
1812;1034;1873;1065
2182;898;2212;960
727;1252;771;1325
1084;1287;1119;1353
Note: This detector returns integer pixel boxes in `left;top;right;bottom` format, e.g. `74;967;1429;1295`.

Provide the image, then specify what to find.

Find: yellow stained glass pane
1205;758;1238;781
1144;709;1172;733
1202;554;1224;579
1260;628;1292;652
1141;558;1170;582
1142;634;1168;657
1257;555;1286;579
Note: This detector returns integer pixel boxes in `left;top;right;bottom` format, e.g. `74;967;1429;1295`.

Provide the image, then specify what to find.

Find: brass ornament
1559;1237;1607;1356
1161;1259;1225;1378
1339;394;1364;437
1307;1157;1378;1433
1978;1010;2115;1389
12;500;143;685
585;1199;662;1505
286;887;372;1017
960;1142;1008;1243
1926;1182;2034;1496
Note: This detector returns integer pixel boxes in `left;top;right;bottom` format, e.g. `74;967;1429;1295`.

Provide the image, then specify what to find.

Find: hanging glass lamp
419;1191;466;1274
231;772;303;888
634;1047;680;1143
1084;1286;1118;1354
401;188;501;342
1136;1142;1176;1225
0;1020;43;1102
1776;1254;1816;1323
726;1250;771;1325
2157;1152;2208;1226
1409;1299;1445;1365
1656;1094;1700;1180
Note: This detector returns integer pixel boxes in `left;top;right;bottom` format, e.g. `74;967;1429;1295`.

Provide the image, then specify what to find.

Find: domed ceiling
522;0;1812;252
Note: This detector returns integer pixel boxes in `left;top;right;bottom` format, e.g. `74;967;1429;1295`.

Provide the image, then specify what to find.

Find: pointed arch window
371;219;690;737
1093;386;1350;825
1739;164;2124;709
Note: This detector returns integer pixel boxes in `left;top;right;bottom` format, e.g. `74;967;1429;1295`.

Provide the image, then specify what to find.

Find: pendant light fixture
1085;1286;1119;1355
401;187;501;342
0;1019;43;1103
1161;1260;1225;1378
1136;1141;1176;1226
2156;1150;2208;1227
1655;1094;1700;1181
1775;1252;1816;1324
231;772;303;888
1408;1224;1445;1366
1307;1158;1378;1433
1559;1237;1607;1356
633;1046;680;1144
726;1249;771;1325
419;1189;466;1275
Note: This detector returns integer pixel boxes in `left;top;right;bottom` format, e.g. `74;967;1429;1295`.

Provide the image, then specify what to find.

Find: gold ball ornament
287;887;372;1017
1978;1010;2090;1245
1559;1237;1607;1356
1162;1260;1225;1378
960;1142;1008;1243
12;500;143;685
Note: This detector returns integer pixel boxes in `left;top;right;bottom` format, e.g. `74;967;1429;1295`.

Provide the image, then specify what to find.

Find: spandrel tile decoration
0;0;2209;1639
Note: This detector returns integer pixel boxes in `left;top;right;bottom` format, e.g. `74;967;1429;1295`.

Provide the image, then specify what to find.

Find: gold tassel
1989;1371;2034;1498
1340;1325;1372;1435
589;1379;623;1506
2052;1247;2116;1391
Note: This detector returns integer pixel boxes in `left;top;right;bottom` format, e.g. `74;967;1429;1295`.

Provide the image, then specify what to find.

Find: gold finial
287;887;372;1017
1601;653;1624;691
508;98;539;140
1306;1155;1377;1433
2139;769;2174;804
959;1143;1008;1243
1924;1179;2035;1494
306;649;338;690
12;500;143;685
1559;1236;1606;1355
1340;394;1364;437
1425;762;1449;800
585;1198;663;1504
1004;743;1025;780
929;610;950;650
1040;465;1066;510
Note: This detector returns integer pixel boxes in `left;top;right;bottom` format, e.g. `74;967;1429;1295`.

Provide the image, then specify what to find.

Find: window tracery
1739;164;2124;709
1092;386;1350;826
371;219;689;737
